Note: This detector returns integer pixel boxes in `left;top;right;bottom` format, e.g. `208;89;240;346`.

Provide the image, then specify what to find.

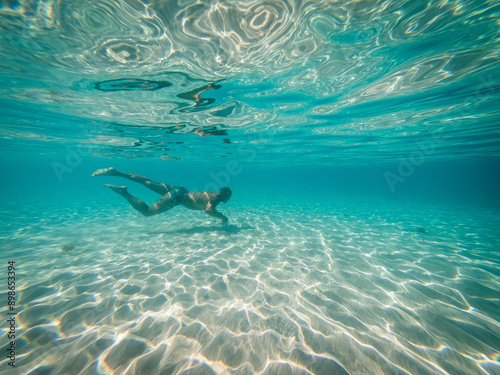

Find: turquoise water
1;0;500;374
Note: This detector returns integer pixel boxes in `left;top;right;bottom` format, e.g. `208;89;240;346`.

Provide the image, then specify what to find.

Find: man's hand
206;208;228;223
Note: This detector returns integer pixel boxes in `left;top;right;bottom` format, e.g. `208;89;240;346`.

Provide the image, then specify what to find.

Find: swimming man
92;168;231;223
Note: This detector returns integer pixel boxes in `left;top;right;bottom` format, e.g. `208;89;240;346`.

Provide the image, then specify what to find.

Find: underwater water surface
1;0;500;374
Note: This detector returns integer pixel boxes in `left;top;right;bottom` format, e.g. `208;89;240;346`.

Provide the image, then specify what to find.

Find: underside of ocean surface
1;0;500;374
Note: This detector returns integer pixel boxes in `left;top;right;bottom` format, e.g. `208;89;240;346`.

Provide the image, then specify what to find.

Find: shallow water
1;0;500;374
1;195;500;374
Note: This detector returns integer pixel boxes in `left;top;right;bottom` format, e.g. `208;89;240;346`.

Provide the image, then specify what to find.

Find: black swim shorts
169;186;189;205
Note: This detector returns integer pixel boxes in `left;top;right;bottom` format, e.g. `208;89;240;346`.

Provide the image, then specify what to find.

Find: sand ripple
1;198;499;374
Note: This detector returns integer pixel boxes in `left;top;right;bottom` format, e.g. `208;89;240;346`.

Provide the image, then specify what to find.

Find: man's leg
104;185;175;217
92;168;173;195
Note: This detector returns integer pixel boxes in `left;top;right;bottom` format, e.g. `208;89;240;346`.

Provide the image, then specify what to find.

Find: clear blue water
1;1;500;374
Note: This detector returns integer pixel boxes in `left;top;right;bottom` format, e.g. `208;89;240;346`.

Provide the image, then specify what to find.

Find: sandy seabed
1;197;499;375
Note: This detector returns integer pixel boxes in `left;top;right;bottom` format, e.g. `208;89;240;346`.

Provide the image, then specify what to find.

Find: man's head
218;187;232;203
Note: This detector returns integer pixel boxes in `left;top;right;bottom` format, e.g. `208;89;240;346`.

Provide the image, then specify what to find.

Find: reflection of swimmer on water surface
92;168;232;223
94;78;172;91
161;125;230;143
194;127;228;137
94;78;221;112
177;83;222;112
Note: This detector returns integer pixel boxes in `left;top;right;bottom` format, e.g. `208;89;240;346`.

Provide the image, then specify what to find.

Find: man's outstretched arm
205;208;228;223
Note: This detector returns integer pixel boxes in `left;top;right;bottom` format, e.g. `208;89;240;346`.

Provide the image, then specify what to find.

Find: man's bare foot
92;167;119;177
103;184;127;194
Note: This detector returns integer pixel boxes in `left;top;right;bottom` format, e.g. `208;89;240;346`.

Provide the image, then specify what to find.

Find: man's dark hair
219;187;232;199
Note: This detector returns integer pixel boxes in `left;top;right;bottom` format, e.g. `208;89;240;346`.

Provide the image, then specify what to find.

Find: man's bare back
92;168;232;223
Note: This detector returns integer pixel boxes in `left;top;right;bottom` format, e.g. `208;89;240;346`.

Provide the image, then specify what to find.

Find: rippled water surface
1;0;500;374
1;0;499;163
